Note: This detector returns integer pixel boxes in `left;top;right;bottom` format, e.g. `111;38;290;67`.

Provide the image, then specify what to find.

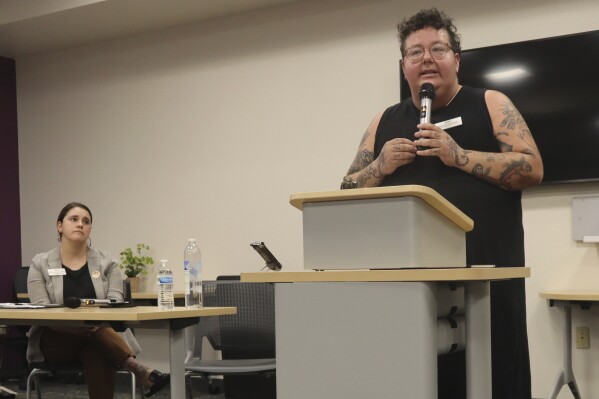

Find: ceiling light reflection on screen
485;68;529;82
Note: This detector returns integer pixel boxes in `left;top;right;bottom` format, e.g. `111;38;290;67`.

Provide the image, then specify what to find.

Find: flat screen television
400;30;599;184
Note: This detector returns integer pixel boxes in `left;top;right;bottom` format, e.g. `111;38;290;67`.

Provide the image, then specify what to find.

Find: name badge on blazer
48;268;66;276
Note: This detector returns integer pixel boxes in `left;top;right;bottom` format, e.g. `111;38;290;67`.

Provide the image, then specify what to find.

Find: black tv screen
400;30;599;184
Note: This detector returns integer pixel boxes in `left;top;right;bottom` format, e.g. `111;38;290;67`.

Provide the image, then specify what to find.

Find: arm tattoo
499;156;533;183
496;132;537;159
498;100;524;131
498;100;537;146
472;156;533;190
357;152;387;187
347;149;374;175
356;154;384;187
450;143;470;166
346;130;373;174
472;163;510;190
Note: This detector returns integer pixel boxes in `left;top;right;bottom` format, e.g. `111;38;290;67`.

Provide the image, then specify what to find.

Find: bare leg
122;356;152;387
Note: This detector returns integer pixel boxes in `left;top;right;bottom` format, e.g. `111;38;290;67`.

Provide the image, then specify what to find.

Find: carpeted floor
0;373;226;399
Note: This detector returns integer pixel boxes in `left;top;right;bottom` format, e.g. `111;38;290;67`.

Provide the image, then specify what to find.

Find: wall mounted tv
400;30;599;184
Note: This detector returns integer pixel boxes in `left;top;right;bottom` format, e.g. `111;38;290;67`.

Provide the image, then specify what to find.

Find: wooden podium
290;185;474;269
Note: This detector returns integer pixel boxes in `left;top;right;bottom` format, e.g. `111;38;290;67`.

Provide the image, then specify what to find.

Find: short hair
57;202;93;225
397;8;461;56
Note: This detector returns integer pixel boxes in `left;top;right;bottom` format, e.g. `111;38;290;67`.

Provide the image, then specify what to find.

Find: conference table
539;290;599;399
0;305;236;398
242;267;530;399
16;291;186;301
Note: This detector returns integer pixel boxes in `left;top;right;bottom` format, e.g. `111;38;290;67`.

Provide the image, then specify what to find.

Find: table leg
169;326;186;398
548;305;581;399
465;280;492;399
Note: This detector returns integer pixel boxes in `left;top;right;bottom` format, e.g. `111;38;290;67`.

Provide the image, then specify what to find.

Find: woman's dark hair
57;202;93;240
57;202;93;224
397;8;461;55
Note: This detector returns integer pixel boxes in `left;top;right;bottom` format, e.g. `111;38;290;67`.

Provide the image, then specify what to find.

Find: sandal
144;370;170;398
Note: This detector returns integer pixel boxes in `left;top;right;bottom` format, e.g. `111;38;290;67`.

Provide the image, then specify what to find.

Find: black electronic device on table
250;241;283;271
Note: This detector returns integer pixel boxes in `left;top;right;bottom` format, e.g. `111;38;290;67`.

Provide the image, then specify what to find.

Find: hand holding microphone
417;83;435;151
414;83;466;167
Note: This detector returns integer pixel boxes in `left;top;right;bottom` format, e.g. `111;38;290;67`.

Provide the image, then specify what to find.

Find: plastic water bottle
157;259;174;310
183;238;202;308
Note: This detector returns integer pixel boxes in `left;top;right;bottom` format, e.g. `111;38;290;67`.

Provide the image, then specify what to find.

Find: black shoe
145;370;170;398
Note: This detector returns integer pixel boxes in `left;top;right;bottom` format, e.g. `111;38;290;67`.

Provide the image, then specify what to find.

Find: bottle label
184;260;189;270
157;276;173;284
184;270;190;294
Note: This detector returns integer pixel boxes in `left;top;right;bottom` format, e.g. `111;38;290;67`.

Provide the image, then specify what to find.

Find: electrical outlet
576;327;590;349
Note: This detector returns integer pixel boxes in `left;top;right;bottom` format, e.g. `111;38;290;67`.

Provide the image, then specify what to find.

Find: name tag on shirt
48;268;66;276
436;116;463;130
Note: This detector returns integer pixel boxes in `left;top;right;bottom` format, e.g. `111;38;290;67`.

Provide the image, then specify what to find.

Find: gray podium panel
303;196;466;269
275;282;437;399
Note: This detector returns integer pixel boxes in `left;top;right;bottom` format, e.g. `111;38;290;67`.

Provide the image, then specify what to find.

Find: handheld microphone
64;297;116;309
419;83;435;124
417;83;436;150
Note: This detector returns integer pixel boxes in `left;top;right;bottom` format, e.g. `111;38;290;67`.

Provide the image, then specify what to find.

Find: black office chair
14;267;30;303
0;267;30;387
185;277;276;399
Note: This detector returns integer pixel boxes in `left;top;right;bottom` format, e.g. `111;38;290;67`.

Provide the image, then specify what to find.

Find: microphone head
419;83;436;101
64;297;81;309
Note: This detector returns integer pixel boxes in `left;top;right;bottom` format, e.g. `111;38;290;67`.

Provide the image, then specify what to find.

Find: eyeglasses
403;43;452;63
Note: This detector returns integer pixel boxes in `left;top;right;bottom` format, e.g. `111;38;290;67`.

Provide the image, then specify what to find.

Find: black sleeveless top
374;86;524;267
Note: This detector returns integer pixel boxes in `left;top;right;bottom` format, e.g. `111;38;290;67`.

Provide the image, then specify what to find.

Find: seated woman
26;202;169;399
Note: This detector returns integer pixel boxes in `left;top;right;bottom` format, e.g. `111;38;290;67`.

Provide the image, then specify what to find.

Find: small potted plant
119;243;154;292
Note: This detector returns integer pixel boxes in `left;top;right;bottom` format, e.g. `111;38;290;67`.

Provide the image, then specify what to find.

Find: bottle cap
160;259;168;264
188;238;196;242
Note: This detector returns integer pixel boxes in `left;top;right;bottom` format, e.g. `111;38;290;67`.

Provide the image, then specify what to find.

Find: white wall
16;0;599;397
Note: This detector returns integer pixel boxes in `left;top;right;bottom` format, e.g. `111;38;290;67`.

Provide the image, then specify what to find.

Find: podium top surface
241;267;529;283
290;185;474;232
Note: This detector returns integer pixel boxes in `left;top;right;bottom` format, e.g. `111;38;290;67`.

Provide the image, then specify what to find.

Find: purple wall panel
0;56;22;302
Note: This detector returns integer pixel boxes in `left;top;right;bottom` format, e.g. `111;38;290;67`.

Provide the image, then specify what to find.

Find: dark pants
438;279;531;399
40;327;134;399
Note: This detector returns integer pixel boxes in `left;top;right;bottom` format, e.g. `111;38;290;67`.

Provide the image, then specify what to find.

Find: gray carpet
0;373;226;399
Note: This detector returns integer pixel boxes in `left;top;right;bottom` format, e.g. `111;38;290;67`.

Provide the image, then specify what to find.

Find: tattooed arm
414;90;543;190
343;113;417;188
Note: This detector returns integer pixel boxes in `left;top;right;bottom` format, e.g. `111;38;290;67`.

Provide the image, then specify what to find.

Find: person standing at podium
341;8;543;399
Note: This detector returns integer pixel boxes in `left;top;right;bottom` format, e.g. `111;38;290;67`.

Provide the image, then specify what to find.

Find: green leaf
118;243;154;277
